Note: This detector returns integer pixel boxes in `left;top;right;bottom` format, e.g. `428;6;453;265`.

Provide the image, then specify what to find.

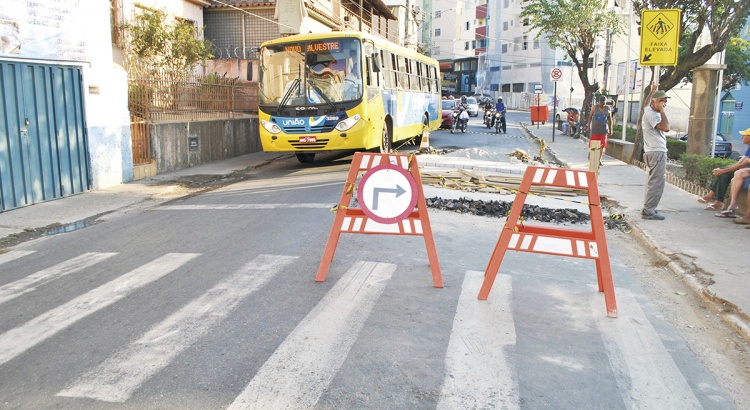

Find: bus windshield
259;38;363;107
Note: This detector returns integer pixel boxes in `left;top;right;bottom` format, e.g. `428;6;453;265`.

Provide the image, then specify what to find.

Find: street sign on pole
639;9;681;66
550;67;563;82
534;84;543;94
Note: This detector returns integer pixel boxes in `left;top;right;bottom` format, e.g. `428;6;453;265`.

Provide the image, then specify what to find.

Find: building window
435;28;441;36
503;21;508;31
504;0;509;7
435;10;441;19
523;35;528;50
465;22;470;30
502;44;507;53
465;42;470;50
534;39;540;49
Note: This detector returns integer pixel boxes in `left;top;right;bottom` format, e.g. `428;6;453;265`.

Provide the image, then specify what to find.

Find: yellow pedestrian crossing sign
639;9;681;66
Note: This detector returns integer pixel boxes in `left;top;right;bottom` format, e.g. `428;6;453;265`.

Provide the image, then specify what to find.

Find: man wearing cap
641;84;670;220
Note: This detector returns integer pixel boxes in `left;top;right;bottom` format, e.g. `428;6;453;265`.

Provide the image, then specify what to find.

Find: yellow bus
258;31;442;162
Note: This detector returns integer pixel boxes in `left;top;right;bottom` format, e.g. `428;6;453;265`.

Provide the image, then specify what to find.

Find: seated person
699;128;750;210
566;109;580;136
715;166;750;219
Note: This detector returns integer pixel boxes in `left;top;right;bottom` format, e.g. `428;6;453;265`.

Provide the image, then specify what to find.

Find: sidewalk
524;122;750;340
0;152;286;241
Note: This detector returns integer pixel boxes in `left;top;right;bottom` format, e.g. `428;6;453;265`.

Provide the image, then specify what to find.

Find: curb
522;123;750;343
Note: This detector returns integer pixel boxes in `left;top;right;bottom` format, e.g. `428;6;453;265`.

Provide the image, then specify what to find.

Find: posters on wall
616;60;653;96
0;0;88;61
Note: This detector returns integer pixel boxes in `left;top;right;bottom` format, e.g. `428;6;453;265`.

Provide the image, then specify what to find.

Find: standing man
641;84;670;220
586;96;613;165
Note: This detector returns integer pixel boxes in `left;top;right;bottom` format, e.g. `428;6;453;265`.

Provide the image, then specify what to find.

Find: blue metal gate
0;61;90;211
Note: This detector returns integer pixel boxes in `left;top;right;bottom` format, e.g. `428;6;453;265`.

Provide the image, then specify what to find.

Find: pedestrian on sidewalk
586;96;613;165
641;84;670;220
699;128;750;211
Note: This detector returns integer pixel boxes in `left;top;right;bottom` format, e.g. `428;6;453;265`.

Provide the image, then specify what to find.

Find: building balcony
475;26;486;40
476;4;487;19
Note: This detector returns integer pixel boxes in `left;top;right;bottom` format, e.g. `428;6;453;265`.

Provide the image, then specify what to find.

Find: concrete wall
150;117;261;173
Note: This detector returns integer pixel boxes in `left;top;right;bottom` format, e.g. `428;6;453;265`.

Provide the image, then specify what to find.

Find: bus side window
397;55;407;89
424;63;431;92
382;50;393;89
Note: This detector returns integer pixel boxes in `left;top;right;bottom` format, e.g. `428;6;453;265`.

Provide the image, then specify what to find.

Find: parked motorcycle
494;111;505;134
451;108;469;133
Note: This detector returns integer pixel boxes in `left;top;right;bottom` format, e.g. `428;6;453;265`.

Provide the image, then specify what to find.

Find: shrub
667;138;686;160
679;154;735;186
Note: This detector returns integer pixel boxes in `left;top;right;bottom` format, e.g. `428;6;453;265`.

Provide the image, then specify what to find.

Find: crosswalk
0;250;731;408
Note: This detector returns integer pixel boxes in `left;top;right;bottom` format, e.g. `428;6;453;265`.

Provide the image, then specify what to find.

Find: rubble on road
426;196;591;224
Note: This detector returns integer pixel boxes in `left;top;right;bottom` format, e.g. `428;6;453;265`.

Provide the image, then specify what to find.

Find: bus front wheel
295;153;315;163
380;122;392;153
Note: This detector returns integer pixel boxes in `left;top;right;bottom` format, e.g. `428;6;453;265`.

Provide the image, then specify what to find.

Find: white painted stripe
532;168;545;183
352;217;363;231
364;219;399;233
591;288;702;409
0;250;36;266
589;242;599;257
401;219;412;234
341;217;352;231
361;154;371;169
399;156;408;169
58;254;296;403
508;233;520;249
578;171;588;187
545;169;558;184
533;236;572;255
520;235;532;250
0;252;117;306
0;253;199;367
566;170;576;187
157;204;331;211
414;219;423;234
576;240;586;256
437;271;519;409
228;261;395;410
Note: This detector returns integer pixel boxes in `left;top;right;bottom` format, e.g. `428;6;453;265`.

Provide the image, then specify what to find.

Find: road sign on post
550;67;563;82
639;9;681;66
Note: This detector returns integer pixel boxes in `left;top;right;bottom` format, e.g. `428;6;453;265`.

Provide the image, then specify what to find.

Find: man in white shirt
641;85;670;220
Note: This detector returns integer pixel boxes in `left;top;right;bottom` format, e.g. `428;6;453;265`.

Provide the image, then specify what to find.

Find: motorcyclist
452;96;470;131
483;98;494;125
494;97;507;133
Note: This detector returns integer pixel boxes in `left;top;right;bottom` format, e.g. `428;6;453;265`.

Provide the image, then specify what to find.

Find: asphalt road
0;113;738;409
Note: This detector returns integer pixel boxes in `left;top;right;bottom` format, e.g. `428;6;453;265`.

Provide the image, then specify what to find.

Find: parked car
466;97;479;117
678;134;733;158
441;99;458;129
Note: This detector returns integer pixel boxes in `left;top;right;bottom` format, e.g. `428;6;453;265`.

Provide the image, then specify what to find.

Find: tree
720;35;750;91
520;0;623;123
121;7;213;78
630;0;750;161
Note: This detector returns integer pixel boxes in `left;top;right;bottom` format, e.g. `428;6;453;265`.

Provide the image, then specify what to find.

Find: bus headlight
335;114;361;131
261;119;282;134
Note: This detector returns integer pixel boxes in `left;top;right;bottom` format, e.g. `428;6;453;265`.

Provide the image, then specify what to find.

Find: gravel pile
426;196;591;224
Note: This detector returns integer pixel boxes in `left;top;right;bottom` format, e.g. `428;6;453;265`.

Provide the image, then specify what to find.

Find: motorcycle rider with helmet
451;95;470;133
494;97;507;134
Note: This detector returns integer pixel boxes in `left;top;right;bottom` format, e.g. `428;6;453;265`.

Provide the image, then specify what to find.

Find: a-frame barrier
478;166;618;318
316;152;443;288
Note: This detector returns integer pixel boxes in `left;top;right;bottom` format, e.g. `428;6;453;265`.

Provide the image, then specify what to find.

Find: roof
206;0;275;8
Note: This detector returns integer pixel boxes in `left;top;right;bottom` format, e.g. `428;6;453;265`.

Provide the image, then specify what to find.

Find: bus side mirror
372;53;381;72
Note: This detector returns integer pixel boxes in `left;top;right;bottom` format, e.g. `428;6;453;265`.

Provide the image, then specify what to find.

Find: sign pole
536;95;540;129
552;82;557;142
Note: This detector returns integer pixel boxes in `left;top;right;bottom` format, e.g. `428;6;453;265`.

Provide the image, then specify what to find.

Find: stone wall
149;116;261;174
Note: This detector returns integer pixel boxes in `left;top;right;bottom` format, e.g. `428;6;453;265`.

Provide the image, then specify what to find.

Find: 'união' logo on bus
282;118;305;127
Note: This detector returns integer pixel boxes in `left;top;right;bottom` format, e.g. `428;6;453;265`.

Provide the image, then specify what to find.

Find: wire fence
127;72;258;165
128;72;258;122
